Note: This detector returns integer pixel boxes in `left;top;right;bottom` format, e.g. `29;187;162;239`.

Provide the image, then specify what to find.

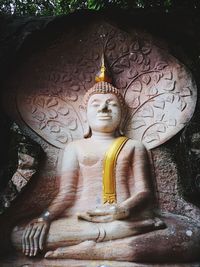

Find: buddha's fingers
29;226;37;256
24;225;33;256
113;210;129;220
77;212;112;222
33;224;44;256
87;209;110;216
39;223;49;251
91;215;114;222
22;227;27;254
77;212;91;221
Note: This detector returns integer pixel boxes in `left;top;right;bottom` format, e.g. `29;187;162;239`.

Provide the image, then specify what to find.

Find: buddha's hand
22;216;50;257
77;204;129;223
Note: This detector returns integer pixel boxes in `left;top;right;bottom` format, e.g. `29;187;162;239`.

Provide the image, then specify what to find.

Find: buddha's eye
109;101;118;107
91;102;100;107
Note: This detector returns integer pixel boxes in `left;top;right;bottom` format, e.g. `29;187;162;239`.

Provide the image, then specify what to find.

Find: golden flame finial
95;54;112;83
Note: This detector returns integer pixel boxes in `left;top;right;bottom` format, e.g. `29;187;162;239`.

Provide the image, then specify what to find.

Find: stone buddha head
83;81;126;138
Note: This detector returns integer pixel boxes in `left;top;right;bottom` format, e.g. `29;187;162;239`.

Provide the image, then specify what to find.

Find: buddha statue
11;60;200;263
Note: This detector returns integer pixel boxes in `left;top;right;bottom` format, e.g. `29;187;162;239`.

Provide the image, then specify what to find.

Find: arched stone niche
0;11;199;267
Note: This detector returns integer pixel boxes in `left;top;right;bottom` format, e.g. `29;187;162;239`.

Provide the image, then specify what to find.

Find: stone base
0;255;200;267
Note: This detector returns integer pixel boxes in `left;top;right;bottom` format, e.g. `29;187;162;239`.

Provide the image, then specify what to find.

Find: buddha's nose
98;102;109;113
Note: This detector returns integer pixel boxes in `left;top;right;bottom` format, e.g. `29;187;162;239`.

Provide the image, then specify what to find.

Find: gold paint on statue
95;54;112;84
103;136;129;204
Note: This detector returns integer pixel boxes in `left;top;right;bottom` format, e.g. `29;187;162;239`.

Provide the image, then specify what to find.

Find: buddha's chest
72;143;134;208
78;144;133;169
77;144;134;191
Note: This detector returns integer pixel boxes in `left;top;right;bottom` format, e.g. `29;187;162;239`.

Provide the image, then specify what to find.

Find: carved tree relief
15;22;196;149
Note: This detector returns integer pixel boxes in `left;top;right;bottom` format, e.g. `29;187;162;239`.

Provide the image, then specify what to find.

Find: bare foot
45;240;96;259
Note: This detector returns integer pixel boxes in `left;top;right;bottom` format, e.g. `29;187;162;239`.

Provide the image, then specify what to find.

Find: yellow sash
103;136;129;204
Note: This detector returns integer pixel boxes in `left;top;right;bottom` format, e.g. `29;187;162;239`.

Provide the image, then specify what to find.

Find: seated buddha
11;61;200;263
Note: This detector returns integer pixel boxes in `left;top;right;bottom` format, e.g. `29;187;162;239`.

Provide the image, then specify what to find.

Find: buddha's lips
97;115;112;120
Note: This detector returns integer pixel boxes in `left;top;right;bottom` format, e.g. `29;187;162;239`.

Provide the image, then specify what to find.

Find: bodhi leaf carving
17;94;83;148
15;21;196;150
124;60;196;148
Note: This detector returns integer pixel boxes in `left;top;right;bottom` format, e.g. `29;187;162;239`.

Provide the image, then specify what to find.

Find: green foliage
0;0;199;16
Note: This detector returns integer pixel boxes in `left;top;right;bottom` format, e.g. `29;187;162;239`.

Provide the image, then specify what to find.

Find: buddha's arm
22;142;79;256
119;141;153;212
44;142;79;220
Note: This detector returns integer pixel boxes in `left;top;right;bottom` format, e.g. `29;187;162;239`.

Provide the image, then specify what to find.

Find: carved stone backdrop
8;21;196;150
0;12;200;267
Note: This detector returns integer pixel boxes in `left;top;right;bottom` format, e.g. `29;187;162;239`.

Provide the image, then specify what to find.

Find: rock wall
0;9;200;256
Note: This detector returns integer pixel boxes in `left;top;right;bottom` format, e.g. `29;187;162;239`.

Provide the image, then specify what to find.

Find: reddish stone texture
1;14;197;221
0;124;42;215
0;11;199;265
2;16;196;151
0;256;199;267
152;145;200;220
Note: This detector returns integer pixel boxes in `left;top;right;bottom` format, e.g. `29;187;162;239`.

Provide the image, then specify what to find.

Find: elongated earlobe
79;104;91;138
84;125;92;138
118;111;127;136
79;105;87;122
118;128;124;136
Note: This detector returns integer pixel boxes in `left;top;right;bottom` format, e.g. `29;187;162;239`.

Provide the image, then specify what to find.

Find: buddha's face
87;93;122;134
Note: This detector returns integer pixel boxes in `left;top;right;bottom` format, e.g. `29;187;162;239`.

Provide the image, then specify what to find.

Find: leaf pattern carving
153;100;165;109
122;40;196;149
129;81;142;92
127;68;138;79
142;74;151;85
155;62;168;71
15;21;197;150
18;93;83;148
140;105;154;118
132;119;146;130
180;87;192;97
144;132;160;143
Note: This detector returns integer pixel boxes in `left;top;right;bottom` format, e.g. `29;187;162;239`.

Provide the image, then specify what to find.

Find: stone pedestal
1;255;200;267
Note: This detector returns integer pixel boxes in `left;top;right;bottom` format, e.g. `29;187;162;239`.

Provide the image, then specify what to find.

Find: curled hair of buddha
83;54;125;107
83;81;125;108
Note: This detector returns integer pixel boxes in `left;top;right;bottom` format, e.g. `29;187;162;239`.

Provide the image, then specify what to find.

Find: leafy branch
1;0;199;16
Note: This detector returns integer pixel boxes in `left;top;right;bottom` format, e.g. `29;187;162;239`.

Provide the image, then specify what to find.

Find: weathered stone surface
0;9;200;266
0;256;199;267
7;19;196;150
0;123;41;214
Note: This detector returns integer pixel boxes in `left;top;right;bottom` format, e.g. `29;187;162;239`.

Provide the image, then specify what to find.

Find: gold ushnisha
83;55;124;108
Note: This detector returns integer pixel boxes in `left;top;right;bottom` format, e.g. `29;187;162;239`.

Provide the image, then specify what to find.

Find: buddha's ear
79;105;91;138
118;120;124;136
118;107;128;136
83;126;92;138
79;105;87;122
118;127;124;136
